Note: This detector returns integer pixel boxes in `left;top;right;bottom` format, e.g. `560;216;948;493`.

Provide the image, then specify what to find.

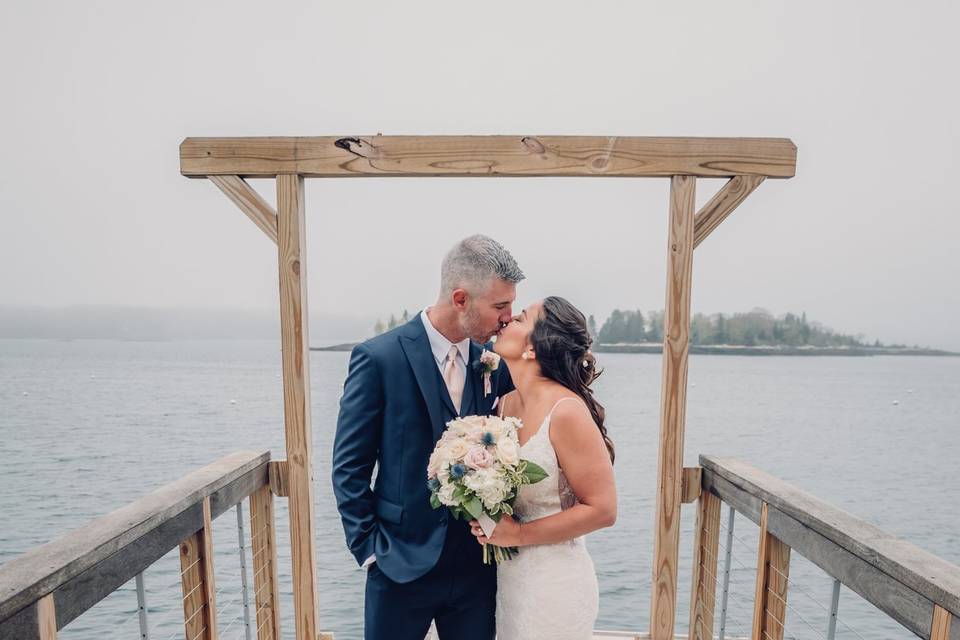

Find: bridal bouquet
427;415;548;564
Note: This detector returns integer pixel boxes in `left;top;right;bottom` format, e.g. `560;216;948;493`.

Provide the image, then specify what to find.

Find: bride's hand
468;516;522;547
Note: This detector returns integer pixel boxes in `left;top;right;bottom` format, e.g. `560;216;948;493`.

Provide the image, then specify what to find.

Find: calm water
1;339;958;640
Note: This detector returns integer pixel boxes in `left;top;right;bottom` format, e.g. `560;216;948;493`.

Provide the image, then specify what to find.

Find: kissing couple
332;234;617;640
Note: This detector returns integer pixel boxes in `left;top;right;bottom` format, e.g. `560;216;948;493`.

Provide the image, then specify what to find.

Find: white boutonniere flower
478;349;501;397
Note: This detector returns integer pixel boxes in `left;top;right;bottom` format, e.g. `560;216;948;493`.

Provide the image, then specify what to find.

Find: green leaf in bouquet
500;502;513;516
463;496;484;520
430;494;441;510
521;460;549;484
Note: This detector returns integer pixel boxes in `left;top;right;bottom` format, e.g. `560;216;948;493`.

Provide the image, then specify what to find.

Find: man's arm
331;343;383;566
495;358;514;396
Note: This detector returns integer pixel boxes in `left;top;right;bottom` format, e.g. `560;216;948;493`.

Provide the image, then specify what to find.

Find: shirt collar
420;308;471;367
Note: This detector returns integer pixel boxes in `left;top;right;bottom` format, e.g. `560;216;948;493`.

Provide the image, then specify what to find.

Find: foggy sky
2;2;958;348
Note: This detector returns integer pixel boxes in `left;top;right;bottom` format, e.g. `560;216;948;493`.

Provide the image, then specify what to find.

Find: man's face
460;278;517;343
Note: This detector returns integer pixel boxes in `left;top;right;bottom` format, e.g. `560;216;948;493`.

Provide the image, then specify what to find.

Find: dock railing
0;451;284;640
690;456;960;640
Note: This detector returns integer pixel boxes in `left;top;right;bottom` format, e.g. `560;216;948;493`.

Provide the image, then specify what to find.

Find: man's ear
451;289;468;310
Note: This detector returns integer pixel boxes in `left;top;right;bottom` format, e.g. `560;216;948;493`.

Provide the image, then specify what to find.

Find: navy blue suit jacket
332;315;513;583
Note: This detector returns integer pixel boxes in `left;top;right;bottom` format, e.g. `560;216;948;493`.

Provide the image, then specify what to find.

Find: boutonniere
477;349;501;397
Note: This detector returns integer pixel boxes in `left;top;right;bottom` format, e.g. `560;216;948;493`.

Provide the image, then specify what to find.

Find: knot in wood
591;157;610;171
291;260;300;275
521;137;546;155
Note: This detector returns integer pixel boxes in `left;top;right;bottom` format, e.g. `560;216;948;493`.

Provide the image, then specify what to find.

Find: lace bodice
512;408;579;523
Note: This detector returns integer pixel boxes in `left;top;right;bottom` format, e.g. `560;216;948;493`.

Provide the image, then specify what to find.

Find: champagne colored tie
443;344;464;414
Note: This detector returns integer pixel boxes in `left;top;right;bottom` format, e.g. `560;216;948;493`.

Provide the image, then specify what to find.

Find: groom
332;234;523;640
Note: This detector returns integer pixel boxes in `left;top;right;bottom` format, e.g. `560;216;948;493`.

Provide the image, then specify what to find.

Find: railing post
931;605;953;640
135;572;149;640
276;173;320;639
179;496;218;640
718;506;735;640
650;174;696;640
826;578;841;640
249;485;281;640
751;503;791;640
689;490;721;640
37;594;56;639
236;504;253;640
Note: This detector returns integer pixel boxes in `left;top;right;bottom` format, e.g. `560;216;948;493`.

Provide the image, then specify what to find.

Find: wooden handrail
700;455;960;640
0;450;271;638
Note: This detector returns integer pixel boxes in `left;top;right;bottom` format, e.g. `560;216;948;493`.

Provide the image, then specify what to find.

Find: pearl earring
521;352;530;360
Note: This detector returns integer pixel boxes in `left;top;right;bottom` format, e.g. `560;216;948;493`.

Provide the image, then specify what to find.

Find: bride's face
494;301;543;360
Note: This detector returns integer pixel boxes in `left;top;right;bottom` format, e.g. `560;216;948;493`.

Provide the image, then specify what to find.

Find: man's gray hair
440;234;525;297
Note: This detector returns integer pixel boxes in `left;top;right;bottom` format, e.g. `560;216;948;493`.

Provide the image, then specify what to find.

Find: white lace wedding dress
495;398;599;640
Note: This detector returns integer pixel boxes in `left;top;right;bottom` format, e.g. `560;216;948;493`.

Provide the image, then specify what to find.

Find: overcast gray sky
2;1;958;348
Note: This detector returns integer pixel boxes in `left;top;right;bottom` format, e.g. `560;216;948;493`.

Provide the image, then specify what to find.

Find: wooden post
276;173;320;639
752;503;791;640
249;486;282;640
179;497;218;640
650;175;696;640
37;594;56;640
931;605;952;640
689;491;721;640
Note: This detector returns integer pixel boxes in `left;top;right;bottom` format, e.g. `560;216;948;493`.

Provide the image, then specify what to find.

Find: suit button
439;516;448;525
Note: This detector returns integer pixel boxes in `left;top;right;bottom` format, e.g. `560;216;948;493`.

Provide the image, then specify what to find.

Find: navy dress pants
364;522;497;640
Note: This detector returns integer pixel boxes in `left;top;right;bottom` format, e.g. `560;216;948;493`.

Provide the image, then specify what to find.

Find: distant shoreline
310;342;959;356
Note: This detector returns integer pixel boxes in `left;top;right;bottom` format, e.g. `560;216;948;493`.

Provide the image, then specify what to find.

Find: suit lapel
460;342;480;417
399;317;455;440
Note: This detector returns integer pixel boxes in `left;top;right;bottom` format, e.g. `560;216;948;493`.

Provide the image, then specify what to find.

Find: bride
468;296;617;640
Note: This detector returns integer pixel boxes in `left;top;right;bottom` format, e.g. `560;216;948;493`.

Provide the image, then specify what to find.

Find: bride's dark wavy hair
530;296;614;464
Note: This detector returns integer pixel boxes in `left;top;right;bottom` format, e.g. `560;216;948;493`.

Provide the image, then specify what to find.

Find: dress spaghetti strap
545;396;584;422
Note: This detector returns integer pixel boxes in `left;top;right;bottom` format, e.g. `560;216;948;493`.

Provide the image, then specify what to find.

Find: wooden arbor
179;135;797;640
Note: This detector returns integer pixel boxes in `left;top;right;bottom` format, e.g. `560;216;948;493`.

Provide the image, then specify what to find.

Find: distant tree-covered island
311;307;955;355
589;308;953;356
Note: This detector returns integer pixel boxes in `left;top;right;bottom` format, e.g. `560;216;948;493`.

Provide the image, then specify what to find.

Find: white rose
445;440;469;461
495;437;520;466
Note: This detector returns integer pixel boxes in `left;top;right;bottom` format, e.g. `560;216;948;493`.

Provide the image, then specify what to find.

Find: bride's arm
475;401;616;548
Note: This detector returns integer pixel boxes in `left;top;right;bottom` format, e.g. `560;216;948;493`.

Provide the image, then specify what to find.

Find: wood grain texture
693;175;765;248
688;491;721;640
200;498;219;639
180;136;797;179
249;486;281;640
932;605;953;640
700;455;960;621
36;595;55;640
276;174;319;639
209;175;278;244
750;504;791;640
268;460;289;498
179;524;211;640
0;451;269;625
681;467;702;504
650;175;696;640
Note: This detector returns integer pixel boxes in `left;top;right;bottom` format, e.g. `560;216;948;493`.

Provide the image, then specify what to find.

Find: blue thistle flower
481;432;496;446
450;463;467;479
427;478;440;491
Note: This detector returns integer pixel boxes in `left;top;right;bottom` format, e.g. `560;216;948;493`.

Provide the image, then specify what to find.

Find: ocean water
1;339;957;640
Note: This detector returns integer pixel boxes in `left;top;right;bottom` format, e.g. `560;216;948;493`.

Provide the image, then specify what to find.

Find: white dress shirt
361;309;470;570
420;308;471;381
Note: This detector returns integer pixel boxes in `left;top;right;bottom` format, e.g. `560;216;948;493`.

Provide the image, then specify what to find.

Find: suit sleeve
495;358;515;396
331;343;383;566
